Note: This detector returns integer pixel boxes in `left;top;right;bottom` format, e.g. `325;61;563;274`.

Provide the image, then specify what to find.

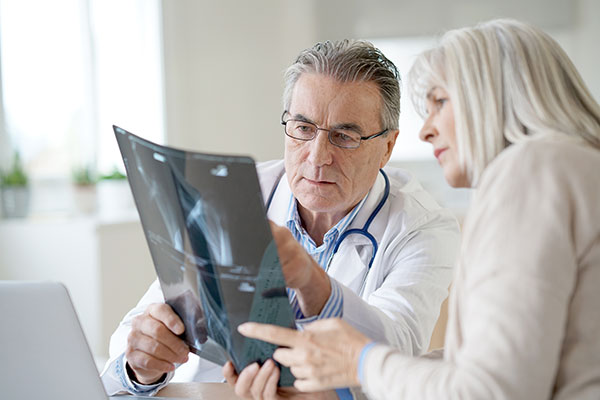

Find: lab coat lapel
327;240;371;292
265;171;292;226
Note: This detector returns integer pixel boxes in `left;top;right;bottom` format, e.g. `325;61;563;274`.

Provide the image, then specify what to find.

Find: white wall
315;0;575;39
161;0;316;161
0;218;101;352
160;0;600;163
571;0;600;100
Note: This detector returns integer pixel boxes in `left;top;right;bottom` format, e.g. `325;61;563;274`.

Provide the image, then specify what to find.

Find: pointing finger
238;322;300;347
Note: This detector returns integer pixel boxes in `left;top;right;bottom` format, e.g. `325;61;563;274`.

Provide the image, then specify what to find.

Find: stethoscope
266;169;390;294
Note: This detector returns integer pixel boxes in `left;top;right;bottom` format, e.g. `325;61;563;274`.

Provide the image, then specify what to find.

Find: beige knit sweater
363;139;600;399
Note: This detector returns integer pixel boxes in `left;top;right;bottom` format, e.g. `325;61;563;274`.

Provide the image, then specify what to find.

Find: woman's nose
419;117;436;143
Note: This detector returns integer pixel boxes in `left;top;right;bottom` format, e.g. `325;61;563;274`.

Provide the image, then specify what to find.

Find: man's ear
379;130;399;169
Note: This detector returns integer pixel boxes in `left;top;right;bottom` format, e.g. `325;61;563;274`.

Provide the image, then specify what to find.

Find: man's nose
307;129;334;166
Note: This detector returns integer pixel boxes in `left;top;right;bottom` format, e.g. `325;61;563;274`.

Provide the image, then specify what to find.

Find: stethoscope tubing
332;169;390;270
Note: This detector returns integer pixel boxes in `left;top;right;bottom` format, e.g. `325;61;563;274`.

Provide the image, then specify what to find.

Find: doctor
101;39;459;398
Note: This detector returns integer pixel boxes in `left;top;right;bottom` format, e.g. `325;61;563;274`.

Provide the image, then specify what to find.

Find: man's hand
270;222;331;317
223;361;338;400
125;303;190;384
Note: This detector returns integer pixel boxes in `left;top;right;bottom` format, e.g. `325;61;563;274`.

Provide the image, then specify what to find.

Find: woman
232;19;600;399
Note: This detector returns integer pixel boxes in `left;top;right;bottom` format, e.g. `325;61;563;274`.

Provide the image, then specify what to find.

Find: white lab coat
101;160;459;395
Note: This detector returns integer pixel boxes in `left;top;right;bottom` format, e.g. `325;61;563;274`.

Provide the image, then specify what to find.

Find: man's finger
222;361;238;387
127;349;176;374
238;322;299;347
138;316;189;357
234;362;260;398
269;222;297;250
249;360;277;399
263;362;280;400
268;220;281;231
131;332;188;364
147;303;186;335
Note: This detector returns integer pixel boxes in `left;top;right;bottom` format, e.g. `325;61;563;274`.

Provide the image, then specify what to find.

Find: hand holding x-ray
268;222;332;318
126;303;190;384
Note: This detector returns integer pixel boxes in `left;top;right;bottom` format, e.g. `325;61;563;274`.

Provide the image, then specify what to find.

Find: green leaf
1;151;28;187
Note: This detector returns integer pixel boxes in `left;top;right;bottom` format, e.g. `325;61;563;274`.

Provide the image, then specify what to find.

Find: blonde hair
408;19;600;184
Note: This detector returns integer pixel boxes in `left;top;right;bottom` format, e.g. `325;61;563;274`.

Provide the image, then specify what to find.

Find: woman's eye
435;98;448;108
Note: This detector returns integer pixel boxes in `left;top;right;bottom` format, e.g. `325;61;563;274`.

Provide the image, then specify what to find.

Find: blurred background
1;0;598;366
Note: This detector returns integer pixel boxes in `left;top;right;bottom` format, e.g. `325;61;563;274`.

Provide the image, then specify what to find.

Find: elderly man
101;40;459;398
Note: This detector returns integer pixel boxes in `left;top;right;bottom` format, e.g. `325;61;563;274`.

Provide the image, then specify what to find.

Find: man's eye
295;124;313;133
332;131;359;143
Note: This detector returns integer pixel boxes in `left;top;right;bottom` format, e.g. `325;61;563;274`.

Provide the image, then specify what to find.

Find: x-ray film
114;125;296;386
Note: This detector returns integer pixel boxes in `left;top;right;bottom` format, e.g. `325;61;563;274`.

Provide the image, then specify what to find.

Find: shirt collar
285;192;369;248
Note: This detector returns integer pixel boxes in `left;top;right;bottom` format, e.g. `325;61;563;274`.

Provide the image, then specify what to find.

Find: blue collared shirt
285;193;367;400
285;192;367;326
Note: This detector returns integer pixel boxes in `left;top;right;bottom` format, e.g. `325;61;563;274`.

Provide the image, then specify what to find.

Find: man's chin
297;196;343;214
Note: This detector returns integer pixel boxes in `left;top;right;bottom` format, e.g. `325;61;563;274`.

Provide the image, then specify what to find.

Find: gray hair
408;19;600;184
283;39;401;130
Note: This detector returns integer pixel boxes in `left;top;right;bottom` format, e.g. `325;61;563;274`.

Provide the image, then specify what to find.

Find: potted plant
0;151;30;218
72;165;97;214
99;168;127;181
97;166;133;217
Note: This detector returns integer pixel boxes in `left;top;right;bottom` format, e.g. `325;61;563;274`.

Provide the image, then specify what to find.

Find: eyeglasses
281;111;388;149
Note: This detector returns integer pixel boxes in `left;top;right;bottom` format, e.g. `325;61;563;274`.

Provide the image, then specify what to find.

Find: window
0;0;164;181
371;36;437;162
372;36;472;213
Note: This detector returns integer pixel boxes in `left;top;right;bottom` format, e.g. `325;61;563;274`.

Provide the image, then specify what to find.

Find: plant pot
73;184;97;215
0;185;31;218
97;180;134;217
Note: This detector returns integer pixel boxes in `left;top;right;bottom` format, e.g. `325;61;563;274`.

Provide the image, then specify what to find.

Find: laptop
0;281;185;400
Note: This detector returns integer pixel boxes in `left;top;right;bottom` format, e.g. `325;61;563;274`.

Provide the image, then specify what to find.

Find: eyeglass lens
285;120;361;148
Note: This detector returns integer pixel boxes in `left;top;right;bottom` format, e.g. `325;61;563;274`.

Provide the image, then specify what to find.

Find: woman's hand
237;318;371;392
